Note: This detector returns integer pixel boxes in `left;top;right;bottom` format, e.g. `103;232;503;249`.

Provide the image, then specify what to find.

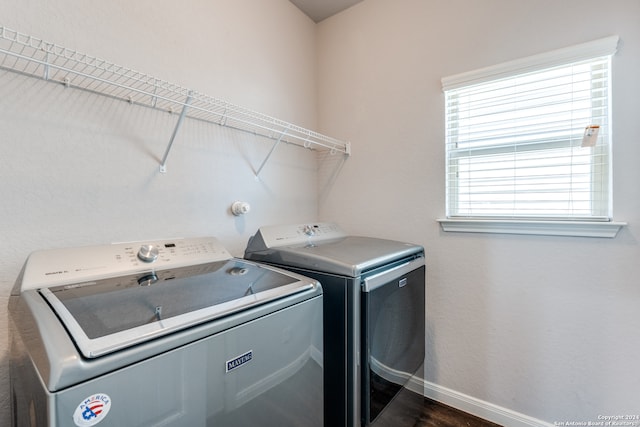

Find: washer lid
246;236;424;277
39;259;317;358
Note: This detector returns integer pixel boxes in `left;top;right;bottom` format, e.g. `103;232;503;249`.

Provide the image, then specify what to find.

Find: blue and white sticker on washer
73;393;112;427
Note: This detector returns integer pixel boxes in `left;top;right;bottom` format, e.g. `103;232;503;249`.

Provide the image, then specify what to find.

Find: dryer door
361;257;425;426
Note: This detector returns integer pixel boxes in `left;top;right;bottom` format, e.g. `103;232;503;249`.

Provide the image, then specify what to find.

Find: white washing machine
9;236;323;427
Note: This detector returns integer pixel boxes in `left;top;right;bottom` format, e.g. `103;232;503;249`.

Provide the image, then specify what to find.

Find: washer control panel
246;222;347;251
20;236;232;290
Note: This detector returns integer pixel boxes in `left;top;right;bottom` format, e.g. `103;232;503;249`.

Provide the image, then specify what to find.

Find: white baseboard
367;358;552;427
422;380;555;427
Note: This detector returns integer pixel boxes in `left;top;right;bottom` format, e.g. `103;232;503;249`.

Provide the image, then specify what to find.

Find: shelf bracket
43;44;51;81
255;127;289;177
159;91;193;173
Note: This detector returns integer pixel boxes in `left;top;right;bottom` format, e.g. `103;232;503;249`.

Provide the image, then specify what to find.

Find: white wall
0;0;322;424
317;0;640;424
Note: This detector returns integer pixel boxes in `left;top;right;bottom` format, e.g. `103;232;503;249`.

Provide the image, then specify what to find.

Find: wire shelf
0;26;350;173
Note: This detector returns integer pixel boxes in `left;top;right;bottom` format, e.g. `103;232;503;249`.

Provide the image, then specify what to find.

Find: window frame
438;36;625;238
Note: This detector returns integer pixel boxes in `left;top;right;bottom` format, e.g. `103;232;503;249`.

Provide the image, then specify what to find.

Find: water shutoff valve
231;201;251;216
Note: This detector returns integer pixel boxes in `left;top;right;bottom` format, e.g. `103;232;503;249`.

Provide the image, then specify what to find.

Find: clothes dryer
245;223;425;427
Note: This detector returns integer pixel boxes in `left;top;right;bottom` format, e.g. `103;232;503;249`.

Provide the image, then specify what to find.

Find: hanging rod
0;26;351;171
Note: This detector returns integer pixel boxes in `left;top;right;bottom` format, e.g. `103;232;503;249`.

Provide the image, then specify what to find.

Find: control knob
138;273;159;286
137;244;159;263
302;225;316;236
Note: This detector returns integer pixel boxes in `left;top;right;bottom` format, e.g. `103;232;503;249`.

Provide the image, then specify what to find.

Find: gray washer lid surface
40;259;318;358
250;236;424;277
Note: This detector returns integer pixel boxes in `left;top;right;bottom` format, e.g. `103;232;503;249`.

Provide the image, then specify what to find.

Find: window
442;37;619;232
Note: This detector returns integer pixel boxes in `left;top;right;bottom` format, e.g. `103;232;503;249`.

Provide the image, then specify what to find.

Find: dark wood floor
418;398;502;427
373;385;502;427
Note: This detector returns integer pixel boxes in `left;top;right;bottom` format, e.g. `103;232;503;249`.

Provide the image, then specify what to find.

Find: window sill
437;218;626;238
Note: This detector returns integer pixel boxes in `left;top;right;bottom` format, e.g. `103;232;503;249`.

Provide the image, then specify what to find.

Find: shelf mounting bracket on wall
159;91;193;173
255;127;290;178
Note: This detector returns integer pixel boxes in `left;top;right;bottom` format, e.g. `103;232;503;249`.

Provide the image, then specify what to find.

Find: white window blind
443;36;618;221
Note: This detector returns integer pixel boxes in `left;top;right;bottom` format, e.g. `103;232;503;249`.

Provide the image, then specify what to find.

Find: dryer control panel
20;237;232;290
245;222;347;251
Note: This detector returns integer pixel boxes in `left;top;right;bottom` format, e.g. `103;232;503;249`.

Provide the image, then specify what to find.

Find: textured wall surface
0;1;325;424
317;0;640;424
